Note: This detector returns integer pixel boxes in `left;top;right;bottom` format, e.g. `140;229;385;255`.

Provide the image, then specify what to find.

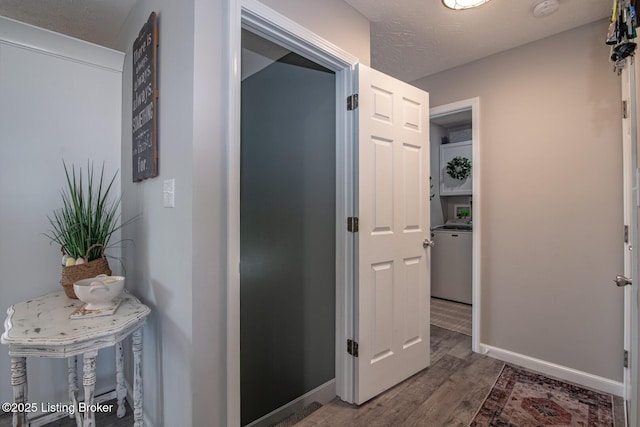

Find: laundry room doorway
429;98;481;352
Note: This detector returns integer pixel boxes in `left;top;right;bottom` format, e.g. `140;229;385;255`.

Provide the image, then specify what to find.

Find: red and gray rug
470;364;614;426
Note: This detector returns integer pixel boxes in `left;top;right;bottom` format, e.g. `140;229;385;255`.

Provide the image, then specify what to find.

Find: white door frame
429;98;481;352
226;1;358;425
622;59;638;427
632;56;639;427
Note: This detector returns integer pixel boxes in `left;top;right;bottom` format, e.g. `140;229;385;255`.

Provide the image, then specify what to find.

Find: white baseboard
479;343;625;397
246;379;336;427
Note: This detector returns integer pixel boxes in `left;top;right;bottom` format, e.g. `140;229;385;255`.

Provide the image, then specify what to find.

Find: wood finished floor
0;327;626;426
294;325;626;427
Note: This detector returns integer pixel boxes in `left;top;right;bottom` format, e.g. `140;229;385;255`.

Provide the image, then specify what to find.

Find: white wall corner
0;15;125;72
479;343;625;397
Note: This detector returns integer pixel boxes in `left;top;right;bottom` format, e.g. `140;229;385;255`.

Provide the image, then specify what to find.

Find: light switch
163;179;175;208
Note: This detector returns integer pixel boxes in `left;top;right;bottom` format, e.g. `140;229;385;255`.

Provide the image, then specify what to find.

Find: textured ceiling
0;0;136;50
345;0;612;81
0;0;612;81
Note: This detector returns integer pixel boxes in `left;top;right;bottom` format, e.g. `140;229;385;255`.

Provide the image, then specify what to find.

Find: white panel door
355;64;431;404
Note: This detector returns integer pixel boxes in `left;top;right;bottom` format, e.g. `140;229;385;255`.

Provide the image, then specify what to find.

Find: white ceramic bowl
73;275;125;309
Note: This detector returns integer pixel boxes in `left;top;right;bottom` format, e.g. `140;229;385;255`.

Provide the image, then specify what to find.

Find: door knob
423;239;435;248
614;274;632;287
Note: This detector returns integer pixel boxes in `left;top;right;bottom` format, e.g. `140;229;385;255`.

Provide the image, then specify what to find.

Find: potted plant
45;161;128;298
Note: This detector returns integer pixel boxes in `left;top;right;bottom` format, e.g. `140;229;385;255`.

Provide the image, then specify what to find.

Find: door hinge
623;100;629;119
347;94;359;111
624;225;629;244
624;350;629;368
347;217;359;233
347;339;359;357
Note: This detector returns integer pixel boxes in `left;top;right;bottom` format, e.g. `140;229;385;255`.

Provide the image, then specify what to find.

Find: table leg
132;328;144;427
10;356;27;427
82;351;97;427
67;356;78;419
115;341;126;418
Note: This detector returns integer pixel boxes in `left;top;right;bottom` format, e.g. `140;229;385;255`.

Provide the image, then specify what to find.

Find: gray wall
0;19;122;409
260;0;370;65
116;1;198;425
414;19;624;382
240;53;336;425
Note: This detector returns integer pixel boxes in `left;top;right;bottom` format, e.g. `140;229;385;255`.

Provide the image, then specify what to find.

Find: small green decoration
446;156;472;180
45;161;134;261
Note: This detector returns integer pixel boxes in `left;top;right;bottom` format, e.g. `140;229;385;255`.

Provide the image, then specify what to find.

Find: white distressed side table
1;290;150;427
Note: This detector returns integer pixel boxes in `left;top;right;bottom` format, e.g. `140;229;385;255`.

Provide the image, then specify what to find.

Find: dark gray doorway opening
240;29;337;426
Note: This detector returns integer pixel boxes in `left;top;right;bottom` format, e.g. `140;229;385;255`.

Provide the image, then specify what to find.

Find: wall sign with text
132;12;158;182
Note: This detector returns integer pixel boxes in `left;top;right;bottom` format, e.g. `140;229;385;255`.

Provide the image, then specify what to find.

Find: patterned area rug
470;365;614;427
430;297;472;336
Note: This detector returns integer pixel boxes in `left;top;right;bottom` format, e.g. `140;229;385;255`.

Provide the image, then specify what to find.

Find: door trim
429;97;481;352
631;56;639;427
621;59;633;405
227;1;358;425
622;58;639;427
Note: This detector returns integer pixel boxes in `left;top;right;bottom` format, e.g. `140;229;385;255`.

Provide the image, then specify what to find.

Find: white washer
431;222;472;304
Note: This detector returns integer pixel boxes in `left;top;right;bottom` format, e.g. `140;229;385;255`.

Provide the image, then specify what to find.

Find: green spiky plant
45;161;129;262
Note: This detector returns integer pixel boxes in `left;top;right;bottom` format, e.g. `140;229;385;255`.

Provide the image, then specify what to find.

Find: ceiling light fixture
442;0;492;10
